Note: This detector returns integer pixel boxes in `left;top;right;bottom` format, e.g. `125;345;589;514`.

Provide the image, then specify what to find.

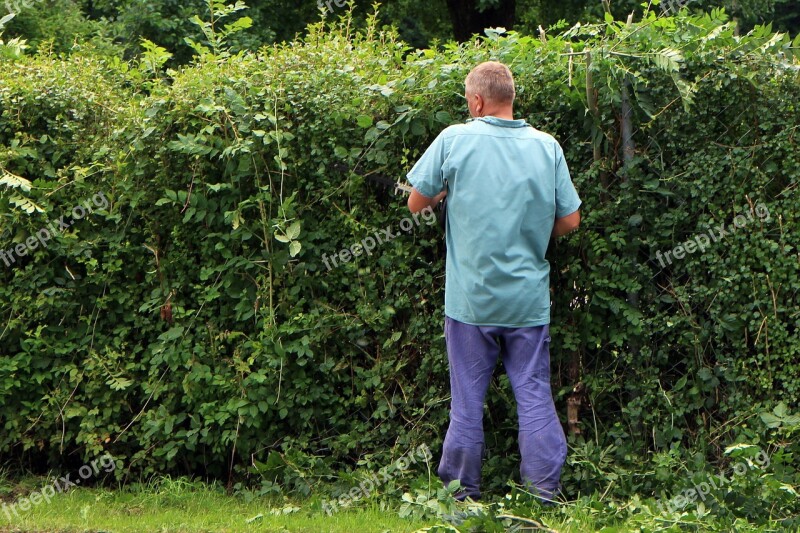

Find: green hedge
1;7;798;510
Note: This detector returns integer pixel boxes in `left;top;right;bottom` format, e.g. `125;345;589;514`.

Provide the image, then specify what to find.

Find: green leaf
160;326;185;342
245;514;263;524
106;376;133;391
9;194;44;213
434;111;452;123
652;48;684;72
760;413;782;428
723;443;758;455
356;115;373;128
224;16;253;33
286;221;301;240
231;211;243;230
628;214;643;227
0;169;33;191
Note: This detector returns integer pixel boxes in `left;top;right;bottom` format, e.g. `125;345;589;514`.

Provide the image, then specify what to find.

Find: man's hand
552;210;580;238
408;188;447;214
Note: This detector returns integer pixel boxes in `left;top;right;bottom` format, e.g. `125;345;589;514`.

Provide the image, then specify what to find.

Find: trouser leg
438;317;500;499
501;324;567;500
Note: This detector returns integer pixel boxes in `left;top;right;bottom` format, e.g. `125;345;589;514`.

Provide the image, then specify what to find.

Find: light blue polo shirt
407;116;581;327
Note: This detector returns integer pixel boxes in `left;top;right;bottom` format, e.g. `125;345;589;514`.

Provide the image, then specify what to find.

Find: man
406;61;581;502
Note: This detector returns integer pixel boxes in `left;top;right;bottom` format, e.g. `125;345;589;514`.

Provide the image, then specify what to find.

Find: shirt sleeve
554;143;582;218
406;130;449;198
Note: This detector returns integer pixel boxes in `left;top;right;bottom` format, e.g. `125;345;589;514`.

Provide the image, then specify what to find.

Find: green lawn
0;482;429;532
0;476;787;532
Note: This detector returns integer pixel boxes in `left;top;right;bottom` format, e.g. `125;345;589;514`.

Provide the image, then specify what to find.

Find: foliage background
1;2;799;528
2;0;799;61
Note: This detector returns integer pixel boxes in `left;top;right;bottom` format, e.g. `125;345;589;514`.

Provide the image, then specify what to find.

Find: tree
445;0;516;41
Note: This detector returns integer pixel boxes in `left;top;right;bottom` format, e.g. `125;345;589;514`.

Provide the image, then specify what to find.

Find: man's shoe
453;490;480;502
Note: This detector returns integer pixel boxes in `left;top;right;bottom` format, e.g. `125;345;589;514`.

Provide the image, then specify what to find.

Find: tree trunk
445;0;516;42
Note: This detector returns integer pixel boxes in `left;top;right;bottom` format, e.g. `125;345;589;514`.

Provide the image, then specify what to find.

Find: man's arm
552;210;580;238
408;188;447;214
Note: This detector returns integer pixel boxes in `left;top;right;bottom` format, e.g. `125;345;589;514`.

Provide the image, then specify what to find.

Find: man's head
464;61;515;119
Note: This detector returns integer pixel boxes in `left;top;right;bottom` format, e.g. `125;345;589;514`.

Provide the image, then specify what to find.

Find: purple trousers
438;316;567;501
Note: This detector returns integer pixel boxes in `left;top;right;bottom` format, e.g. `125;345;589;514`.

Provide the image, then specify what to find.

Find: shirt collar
469;116;530;128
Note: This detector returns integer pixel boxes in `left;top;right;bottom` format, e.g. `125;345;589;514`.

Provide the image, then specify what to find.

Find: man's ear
474;93;484;115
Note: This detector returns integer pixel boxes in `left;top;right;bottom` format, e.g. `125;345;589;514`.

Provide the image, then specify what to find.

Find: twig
495;514;559;532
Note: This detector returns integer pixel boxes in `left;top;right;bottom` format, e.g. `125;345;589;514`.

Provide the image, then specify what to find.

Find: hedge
1;6;798;512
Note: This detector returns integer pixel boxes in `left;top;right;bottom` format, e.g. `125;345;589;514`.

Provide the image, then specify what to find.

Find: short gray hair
465;61;515;104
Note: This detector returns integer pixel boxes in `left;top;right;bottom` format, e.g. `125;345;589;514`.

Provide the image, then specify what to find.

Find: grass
0;476;430;532
0;474;791;532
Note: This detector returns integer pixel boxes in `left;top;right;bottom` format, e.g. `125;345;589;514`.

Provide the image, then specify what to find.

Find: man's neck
481;107;514;120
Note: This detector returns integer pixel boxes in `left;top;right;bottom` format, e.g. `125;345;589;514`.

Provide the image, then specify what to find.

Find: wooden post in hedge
620;76;644;439
585;50;602;165
562;50;608;437
620;77;640;329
